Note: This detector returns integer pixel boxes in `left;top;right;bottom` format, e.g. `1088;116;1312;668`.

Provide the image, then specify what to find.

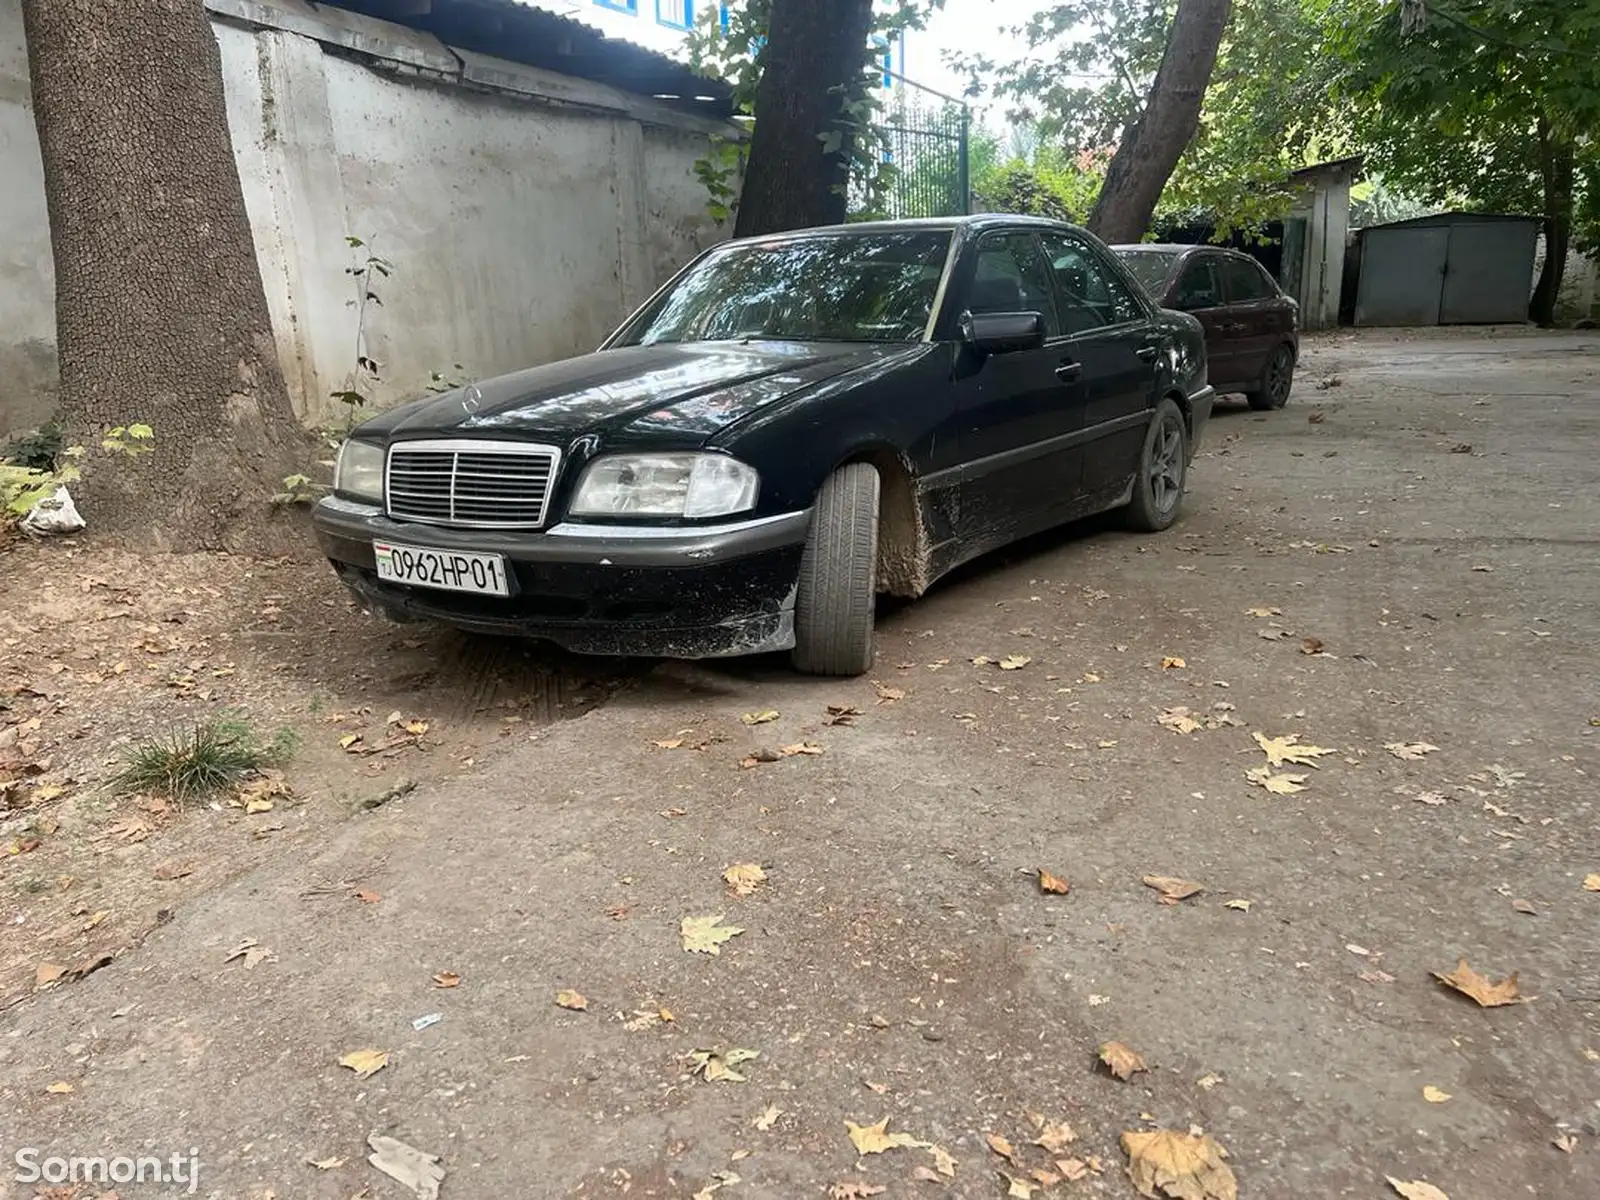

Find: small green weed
112;717;299;802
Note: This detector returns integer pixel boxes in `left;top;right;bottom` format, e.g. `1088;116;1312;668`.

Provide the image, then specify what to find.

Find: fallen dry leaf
1360;969;1397;984
985;1133;1018;1164
1387;1179;1450;1200
432;971;461;988
1245;765;1308;795
779;741;824;757
873;682;905;703
826;704;861;726
1386;741;1440;760
1414;791;1449;806
34;962;66;990
682;914;745;955
306;1155;344;1170
1511;899;1539;916
740;709;780;726
754;1104;781;1131
689;1047;759;1083
827;1184;885;1200
1142;874;1205;904
1033;1120;1077;1154
1432;959;1523;1007
846;1116;924;1155
998;654;1032;670
1224;899;1252;912
338;1048;390;1079
1552;1132;1577;1153
353;889;381;904
46;1081;74;1094
738;747;782;768
1056;1158;1090;1181
653;738;686;750
555;989;588;1011
927;1144;958;1177
338;733;362;750
1037;868;1070;895
1245;606;1281;617
998;1172;1037;1198
224;938;272;969
1300;637;1325;655
1583;874;1600;892
1099;1041;1148;1081
723;863;767;896
1422;1086;1451;1103
623;1007;674;1031
1253;732;1335;768
1122;1129;1237;1200
1160;656;1187;669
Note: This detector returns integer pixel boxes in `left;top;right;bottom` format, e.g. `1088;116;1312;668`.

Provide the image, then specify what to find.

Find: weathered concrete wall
0;0;733;435
0;0;56;436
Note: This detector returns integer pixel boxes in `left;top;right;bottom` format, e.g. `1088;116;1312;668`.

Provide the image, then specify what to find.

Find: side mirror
961;310;1046;354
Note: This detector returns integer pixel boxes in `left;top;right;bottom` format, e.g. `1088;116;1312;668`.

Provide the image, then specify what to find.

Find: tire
1246;342;1295;411
1123;398;1189;533
791;463;880;676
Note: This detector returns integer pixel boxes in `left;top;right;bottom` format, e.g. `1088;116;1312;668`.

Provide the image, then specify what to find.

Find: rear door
941;229;1090;548
1170;253;1235;386
1220;254;1285;383
1038;229;1161;504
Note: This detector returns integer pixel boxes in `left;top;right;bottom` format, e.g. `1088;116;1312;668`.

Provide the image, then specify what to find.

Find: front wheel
1247;343;1295;411
1123;399;1189;533
791;463;880;676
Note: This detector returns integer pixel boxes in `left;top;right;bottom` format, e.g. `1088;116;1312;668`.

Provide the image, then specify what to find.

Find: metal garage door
1356;227;1448;325
1440;221;1539;324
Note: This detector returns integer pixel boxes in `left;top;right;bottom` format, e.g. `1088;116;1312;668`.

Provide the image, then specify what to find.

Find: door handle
1055;361;1083;382
1135;342;1161;363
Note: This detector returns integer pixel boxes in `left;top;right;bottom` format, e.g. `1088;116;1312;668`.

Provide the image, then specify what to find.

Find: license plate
373;541;509;597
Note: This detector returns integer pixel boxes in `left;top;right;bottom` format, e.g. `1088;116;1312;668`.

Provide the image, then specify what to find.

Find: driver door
942;229;1091;553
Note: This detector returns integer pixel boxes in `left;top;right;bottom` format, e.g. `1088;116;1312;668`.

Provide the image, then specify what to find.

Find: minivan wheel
791;463;880;677
1247;343;1295;411
1123;399;1189;533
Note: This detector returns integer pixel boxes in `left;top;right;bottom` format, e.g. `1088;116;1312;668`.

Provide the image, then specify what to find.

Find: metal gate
854;73;970;220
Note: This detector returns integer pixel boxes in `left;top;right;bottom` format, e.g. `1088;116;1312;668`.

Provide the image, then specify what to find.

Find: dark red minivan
1114;244;1299;411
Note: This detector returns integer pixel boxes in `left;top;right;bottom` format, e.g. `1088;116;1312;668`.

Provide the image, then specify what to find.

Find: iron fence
853;72;970;220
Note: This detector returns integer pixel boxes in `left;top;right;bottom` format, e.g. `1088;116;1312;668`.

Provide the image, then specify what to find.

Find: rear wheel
791;463;880;676
1247;342;1295;410
1123;399;1189;533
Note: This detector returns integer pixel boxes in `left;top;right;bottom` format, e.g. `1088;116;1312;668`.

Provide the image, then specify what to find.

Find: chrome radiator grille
385;440;561;529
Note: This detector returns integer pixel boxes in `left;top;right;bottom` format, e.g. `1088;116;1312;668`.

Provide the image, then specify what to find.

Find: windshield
613;230;953;346
1115;249;1179;297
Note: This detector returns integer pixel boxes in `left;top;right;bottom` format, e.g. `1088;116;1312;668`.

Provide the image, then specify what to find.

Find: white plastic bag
20;485;86;536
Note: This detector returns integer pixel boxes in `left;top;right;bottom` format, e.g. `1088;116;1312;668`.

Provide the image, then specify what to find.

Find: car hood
360;341;912;444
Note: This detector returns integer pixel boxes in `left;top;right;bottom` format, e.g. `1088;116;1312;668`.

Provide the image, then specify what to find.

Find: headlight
334;439;384;503
569;453;759;519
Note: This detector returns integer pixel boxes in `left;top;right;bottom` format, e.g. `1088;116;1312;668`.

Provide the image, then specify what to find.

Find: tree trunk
1529;117;1574;328
20;0;307;552
1087;0;1233;244
734;0;876;238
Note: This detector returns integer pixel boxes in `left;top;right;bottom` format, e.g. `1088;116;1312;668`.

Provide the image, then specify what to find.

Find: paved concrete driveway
3;329;1597;1200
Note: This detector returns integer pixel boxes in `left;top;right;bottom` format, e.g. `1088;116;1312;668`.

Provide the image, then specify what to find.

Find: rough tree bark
1087;0;1233;244
20;0;306;552
1529;115;1574;329
734;0;876;238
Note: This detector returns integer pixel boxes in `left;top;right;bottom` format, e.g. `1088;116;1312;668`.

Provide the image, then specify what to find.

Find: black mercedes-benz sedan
312;215;1214;676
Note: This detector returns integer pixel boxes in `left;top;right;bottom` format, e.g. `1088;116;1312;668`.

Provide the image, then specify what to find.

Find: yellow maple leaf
1245;765;1308;795
845;1116;924;1155
1431;959;1523;1007
555;989;588;1011
723;864;767;896
1122;1129;1237;1200
1099;1041;1148;1081
1252;732;1335;768
681;914;744;955
1387;1179;1450;1200
338;1048;389;1078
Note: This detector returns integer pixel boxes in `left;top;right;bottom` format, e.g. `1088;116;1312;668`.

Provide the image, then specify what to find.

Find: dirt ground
1;327;1597;1200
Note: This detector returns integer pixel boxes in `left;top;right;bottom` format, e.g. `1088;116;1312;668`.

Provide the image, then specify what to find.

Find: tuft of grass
111;717;299;803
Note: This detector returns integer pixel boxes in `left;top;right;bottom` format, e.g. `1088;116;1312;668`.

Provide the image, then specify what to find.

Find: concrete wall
0;0;734;435
0;0;56;435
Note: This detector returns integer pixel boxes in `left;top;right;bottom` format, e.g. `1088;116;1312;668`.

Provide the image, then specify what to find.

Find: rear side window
1174;258;1223;309
1039;231;1145;334
1222;256;1278;302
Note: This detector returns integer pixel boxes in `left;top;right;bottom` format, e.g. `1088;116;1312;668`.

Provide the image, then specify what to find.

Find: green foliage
1;419;64;471
426;364;472;394
693;135;748;225
962;0;1353;235
2;424;154;519
973;141;1108;222
270;473;323;506
112;715;299;802
1324;0;1600;247
101;423;154;456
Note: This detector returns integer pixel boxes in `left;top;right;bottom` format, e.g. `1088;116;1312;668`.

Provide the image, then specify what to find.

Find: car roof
1109;242;1255;261
726;214;1092;243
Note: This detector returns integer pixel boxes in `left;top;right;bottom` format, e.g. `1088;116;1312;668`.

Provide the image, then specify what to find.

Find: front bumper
312;496;811;658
